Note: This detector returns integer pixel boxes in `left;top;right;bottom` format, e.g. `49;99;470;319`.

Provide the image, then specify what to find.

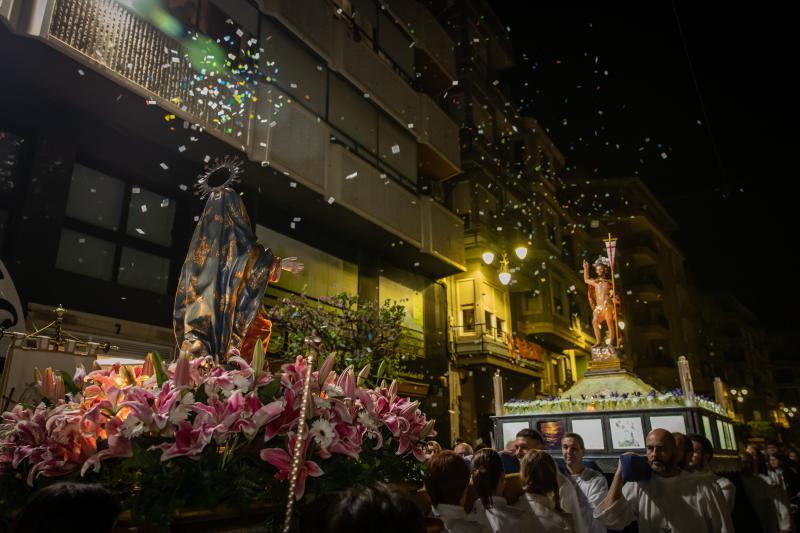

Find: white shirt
513;492;576;533
742;473;792;532
470;495;537;533
694;468;736;513
557;471;584;532
566;467;609;533
593;470;734;533
433;503;492;533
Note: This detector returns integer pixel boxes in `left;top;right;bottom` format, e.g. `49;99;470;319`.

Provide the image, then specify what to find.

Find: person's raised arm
582;260;596;286
596;457;624;512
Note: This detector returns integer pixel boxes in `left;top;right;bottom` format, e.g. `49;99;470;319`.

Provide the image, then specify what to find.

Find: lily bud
318;353;336;385
141;353;155;378
121;365;137;386
252;339;266;379
174;354;191;388
357;363;371;387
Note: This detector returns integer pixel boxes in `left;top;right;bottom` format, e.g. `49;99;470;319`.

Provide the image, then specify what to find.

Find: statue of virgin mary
173;157;302;361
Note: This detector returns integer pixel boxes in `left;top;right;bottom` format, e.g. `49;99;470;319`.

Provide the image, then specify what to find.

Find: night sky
492;3;795;334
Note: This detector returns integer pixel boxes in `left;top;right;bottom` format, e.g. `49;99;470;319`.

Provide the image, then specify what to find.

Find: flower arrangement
504;389;726;416
0;342;435;527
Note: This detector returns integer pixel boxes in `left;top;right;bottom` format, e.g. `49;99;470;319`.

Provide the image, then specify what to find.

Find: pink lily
81;416;133;475
152;420;213;461
232;395;284;439
260;429;323;500
192;391;247;443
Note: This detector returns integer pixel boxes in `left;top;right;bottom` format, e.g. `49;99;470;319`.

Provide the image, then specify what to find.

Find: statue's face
595;264;607;277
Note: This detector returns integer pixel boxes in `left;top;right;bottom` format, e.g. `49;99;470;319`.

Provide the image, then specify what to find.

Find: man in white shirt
594;428;733;533
687;433;736;513
561;432;608;533
512;429;585;531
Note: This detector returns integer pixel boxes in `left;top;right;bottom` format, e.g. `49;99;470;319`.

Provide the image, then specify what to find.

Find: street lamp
482;251;495;265
729;388;748;405
498;254;511;285
515;245;528;260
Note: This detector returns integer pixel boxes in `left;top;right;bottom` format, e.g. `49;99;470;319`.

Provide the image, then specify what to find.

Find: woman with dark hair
469;448;535;533
306;482;426;533
10;482;120;533
513;450;575;532
425;450;490;533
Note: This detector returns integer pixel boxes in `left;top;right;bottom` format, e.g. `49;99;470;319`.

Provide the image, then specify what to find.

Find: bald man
672;432;692;470
594;428;733;532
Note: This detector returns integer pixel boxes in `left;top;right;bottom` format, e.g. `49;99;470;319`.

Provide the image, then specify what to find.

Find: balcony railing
47;0;252;146
5;0;466;272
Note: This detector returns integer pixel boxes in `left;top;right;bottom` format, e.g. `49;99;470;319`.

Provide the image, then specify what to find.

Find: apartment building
0;0;465;440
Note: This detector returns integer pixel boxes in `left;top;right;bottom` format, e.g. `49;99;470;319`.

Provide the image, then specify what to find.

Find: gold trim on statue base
585;357;627;374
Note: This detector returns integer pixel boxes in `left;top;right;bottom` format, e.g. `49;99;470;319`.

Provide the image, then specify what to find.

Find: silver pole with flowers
283;335;322;533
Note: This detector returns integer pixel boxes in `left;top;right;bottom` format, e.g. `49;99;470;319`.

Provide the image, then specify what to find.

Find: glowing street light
515;246;528;260
482;251;495;265
498;254;511;285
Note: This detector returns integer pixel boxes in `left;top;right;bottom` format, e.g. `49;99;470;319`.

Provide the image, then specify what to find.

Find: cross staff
604;234;621;348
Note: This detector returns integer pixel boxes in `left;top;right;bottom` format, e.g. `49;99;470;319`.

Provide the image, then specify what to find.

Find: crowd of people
5;431;800;532
418;429;800;533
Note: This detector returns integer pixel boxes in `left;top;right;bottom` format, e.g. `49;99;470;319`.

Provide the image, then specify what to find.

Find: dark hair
314;482;425;533
471;448;504;510
516;428;544;443
520;450;561;509
11;482;120;533
748;447;768;475
425;450;470;507
562;432;585;450
672;432;693;469
688;434;714;460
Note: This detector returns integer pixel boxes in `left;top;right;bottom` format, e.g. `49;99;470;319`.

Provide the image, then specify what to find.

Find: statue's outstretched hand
280;257;304;274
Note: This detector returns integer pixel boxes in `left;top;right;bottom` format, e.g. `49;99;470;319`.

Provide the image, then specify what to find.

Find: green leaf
150;351;169;387
258;378;281;403
56;370;80;395
376;359;387;379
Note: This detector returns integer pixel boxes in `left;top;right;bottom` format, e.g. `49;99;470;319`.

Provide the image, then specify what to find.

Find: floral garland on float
504;389;726;416
0;343;435;527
